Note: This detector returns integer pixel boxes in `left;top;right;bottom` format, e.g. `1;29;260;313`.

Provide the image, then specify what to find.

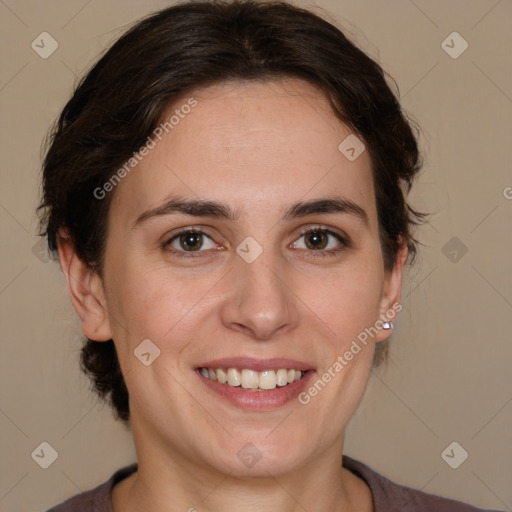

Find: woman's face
94;78;405;476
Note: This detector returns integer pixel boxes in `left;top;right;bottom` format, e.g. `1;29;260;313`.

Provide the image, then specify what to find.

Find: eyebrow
133;195;369;228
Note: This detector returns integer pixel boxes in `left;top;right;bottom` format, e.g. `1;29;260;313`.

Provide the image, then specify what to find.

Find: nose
219;249;299;341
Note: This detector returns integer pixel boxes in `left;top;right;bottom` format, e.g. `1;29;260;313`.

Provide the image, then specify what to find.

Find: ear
374;239;408;343
57;229;112;342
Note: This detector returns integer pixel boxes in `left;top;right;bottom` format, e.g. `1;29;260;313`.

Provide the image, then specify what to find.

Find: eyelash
162;225;349;259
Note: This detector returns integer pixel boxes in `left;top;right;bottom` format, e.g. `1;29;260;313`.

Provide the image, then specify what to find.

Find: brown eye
163;228;217;257
179;231;204;251
304;230;328;250
291;227;348;257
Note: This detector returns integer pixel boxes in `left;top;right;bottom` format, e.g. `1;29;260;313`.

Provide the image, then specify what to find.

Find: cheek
104;233;385;357
306;260;384;342
104;256;220;352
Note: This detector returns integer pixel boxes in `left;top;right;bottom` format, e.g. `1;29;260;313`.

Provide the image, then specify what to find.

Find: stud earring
382;321;393;330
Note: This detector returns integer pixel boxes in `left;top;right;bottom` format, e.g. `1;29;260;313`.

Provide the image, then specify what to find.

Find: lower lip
196;370;315;411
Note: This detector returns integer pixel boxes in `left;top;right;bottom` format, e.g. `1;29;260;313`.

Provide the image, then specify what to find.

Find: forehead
110;78;377;227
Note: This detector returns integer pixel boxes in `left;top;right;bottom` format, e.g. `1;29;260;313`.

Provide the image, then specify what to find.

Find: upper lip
196;357;315;372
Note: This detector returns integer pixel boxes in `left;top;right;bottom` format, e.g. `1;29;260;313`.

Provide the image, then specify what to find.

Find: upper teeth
200;368;304;390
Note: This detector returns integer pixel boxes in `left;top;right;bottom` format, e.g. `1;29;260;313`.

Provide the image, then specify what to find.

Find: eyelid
295;224;348;242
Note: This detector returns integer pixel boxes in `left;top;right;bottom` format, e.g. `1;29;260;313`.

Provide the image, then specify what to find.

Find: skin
58;78;407;512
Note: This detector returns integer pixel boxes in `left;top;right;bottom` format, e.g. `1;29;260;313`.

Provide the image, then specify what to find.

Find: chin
196;430;311;479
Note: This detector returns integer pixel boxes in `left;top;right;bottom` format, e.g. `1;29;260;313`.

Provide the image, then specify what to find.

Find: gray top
45;455;503;511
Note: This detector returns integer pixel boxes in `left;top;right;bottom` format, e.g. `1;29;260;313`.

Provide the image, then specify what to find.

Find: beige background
0;0;511;510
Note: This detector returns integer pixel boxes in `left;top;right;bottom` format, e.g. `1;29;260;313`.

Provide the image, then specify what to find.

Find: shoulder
342;455;503;512
45;463;138;512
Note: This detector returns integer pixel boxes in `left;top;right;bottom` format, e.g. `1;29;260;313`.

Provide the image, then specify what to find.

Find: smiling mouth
198;367;306;391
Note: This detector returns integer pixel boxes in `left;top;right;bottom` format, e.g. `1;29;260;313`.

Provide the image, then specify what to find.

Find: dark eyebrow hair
133;195;369;228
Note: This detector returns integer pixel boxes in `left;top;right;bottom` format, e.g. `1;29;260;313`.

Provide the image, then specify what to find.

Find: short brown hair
38;0;425;423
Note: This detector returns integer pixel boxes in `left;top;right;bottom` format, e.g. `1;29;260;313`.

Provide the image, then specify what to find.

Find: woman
38;1;503;510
